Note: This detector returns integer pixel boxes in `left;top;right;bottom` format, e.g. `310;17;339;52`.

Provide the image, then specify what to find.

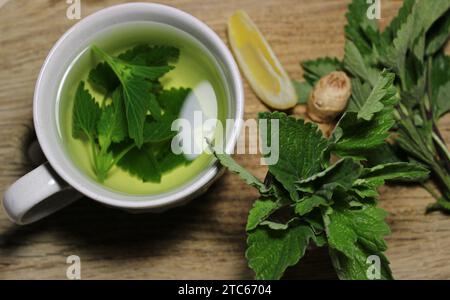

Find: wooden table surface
1;0;450;280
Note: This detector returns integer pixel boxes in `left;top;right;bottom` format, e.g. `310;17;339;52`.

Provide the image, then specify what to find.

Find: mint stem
421;182;441;202
432;132;450;164
112;144;136;166
432;125;450;172
430;162;450;199
101;91;110;108
88;135;98;171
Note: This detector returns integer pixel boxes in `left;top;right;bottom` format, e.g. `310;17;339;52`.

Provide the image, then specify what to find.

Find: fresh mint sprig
213;69;428;280
72;44;190;182
91;45;172;147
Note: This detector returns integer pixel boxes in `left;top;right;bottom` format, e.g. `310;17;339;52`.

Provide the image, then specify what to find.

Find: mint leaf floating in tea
157;150;191;175
157;87;191;117
97;87;128;151
70;43;195;184
143;115;177;144
88;62;120;95
72;81;113;181
72;82;133;182
72;81;101;141
116;146;162;183
88;44;180;96
142;88;191;143
91;45;172;147
118;44;180;66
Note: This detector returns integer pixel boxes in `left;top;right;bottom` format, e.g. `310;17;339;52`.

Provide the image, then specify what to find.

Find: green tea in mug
57;21;228;195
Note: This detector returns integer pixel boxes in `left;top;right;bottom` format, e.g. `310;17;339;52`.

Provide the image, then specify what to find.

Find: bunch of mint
72;45;190;182
296;0;450;212
214;71;429;280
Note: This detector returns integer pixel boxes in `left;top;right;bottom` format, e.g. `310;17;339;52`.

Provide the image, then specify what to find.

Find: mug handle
3;162;82;225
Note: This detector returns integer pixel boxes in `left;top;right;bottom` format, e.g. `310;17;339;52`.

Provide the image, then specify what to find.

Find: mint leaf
88;44;178;92
359;162;429;186
292;80;312;104
88;62;120;93
125;64;173;80
301;57;342;85
297;158;362;199
326;204;390;258
351;184;380;199
295;195;328;216
157;150;190;174
351;162;428;200
260;112;328;200
92;46;172;147
94;151;115;182
325;204;392;280
344;40;379;86
119;44;180;66
143;115;177;143
121;78;153;147
116;146;161;183
97;87;128;151
382;0;415;43
411;0;450;42
329;246;392;280
331;72;398;159
214;153;269;194
430;54;450;119
426;11;450;55
363;144;404;166
298;158;360;187
331;110;395;159
304;209;325;234
259;219;299;231
390;11;415;78
72;81;101;140
387;1;450;80
247;199;279;231
246;225;314;280
158;88;191;116
147;93;163;121
345;0;379;57
312;233;327;247
346;78;372;112
357;71;397;121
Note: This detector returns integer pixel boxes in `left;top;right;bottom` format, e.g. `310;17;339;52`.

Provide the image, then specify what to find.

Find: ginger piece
307;71;351;123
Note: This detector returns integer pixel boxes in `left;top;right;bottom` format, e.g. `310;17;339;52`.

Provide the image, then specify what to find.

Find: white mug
2;3;244;225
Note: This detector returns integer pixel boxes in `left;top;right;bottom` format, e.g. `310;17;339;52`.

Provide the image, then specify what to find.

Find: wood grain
0;0;449;279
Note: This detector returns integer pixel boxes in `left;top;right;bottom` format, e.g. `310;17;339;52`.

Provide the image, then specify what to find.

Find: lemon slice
228;10;297;110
